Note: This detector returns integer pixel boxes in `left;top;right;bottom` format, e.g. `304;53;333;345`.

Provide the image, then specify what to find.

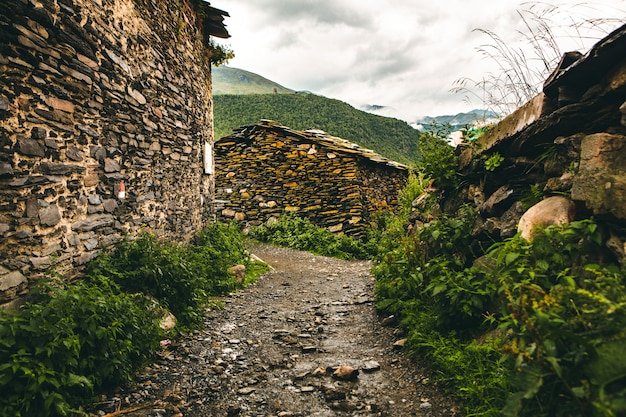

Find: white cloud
210;0;626;121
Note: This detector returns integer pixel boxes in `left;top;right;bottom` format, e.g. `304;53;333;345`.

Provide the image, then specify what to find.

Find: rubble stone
0;0;224;298
215;121;408;237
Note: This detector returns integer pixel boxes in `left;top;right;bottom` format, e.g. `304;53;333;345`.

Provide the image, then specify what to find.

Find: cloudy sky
209;0;625;122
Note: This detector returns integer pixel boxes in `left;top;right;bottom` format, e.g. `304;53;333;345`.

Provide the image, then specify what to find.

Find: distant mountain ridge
213;65;497;132
213;94;421;165
415;109;500;131
211;66;496;162
212;66;294;95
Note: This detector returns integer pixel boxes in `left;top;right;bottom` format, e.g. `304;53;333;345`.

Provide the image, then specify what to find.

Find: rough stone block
71;214;114;232
39;205;61;226
18;136;45;157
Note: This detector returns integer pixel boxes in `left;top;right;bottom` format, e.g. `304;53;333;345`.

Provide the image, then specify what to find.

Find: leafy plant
373;201;507;415
415;128;459;190
87;222;256;329
373;171;625;417
463;124;493;142
408;330;509;416
484;152;505;171
0;221;267;416
397;170;431;214
0;277;162;417
521;184;544;210
208;39;234;67
87;234;210;328
374;205;485;333
250;213;370;260
490;221;626;417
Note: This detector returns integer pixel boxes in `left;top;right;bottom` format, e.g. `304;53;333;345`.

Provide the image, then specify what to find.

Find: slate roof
201;3;230;39
219;120;410;170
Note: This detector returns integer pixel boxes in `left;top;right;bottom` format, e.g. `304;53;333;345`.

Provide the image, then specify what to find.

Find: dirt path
94;244;460;417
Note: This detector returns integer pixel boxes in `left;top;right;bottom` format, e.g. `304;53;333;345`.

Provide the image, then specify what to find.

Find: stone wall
434;23;626;260
215;120;408;237
0;0;226;304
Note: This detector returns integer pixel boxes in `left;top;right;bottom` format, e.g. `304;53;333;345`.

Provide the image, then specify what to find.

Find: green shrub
190;221;253;290
373;214;626;417
374;205;487;332
484;152;504;171
415;130;459;190
87;234;212;328
87;222;256;328
491;221;626;417
250;213;369;260
397;170;430;214
0;221;266;416
462;124;492;142
0;278;162;417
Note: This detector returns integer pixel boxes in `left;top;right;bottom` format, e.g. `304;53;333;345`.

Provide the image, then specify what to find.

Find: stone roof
219;120;410;170
201;3;230;39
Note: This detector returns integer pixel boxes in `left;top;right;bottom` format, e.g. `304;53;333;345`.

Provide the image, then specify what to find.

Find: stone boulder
159;311;177;332
0;270;27;304
228;264;246;284
518;196;575;241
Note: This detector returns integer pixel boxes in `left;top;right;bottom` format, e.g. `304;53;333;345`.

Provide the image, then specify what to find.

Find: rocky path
93;244;460;417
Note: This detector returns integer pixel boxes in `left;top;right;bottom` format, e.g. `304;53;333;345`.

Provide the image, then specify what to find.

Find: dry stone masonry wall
438;24;626;260
215;120;408;237
0;0;225;305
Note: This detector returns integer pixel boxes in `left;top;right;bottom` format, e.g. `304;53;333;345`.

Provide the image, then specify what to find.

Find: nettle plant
490;220;626;417
373;167;626;417
0;222;267;417
250;213;370;260
0;276;162;417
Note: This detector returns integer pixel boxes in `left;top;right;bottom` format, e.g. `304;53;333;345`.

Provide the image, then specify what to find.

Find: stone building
215;120;409;237
0;0;228;305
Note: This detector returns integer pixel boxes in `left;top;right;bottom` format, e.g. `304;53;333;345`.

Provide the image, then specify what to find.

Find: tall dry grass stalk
451;1;626;117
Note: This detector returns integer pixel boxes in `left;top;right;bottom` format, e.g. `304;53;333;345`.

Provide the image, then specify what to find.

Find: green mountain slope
212;66;294;95
213;94;421;165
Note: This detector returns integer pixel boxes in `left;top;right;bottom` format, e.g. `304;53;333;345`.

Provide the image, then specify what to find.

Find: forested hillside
213;94;421;165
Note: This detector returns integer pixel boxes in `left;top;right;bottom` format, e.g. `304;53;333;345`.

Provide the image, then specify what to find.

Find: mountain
212;66;295;95
361;104;388;112
213;94;421;165
415;109;500;131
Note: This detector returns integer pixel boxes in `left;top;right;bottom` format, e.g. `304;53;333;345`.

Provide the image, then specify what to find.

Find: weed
520;185;544;210
397;170;431;214
451;2;624;116
463;124;493;143
0;277;162;417
250;213;370;260
0;221;266;416
415;128;460;191
373;212;626;417
208;38;234;66
484;152;504;171
491;221;626;417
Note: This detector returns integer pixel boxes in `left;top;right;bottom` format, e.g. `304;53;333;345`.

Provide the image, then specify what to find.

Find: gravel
91;244;461;417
